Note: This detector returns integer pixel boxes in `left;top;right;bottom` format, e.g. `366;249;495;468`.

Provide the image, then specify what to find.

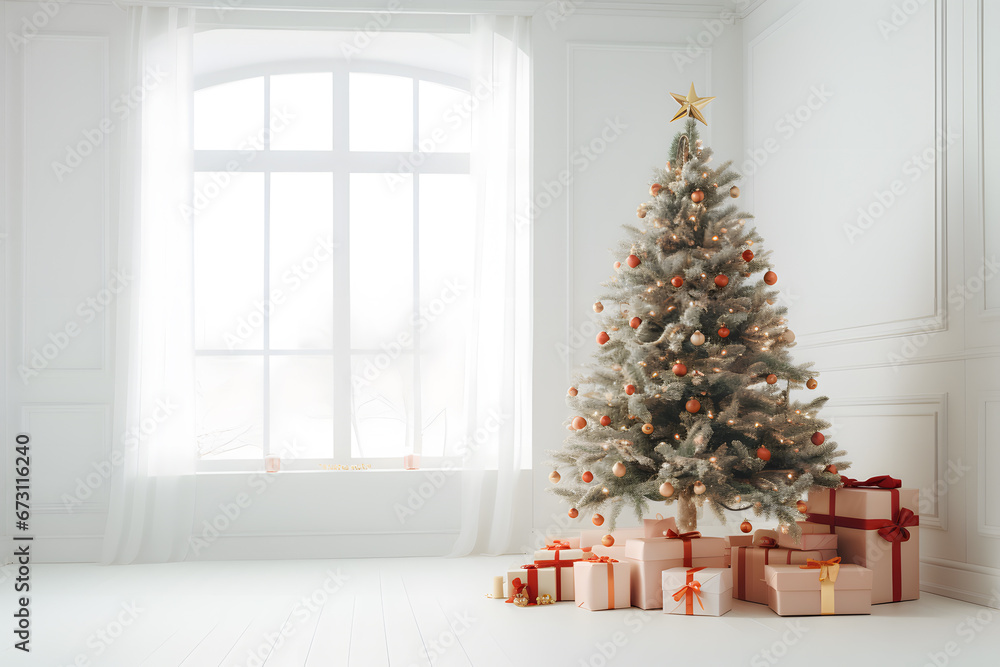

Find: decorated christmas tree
549;86;849;537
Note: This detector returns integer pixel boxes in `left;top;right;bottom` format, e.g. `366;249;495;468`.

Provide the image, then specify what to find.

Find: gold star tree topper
670;83;715;125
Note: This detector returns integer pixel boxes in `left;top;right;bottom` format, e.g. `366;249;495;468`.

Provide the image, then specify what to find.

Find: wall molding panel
825;393;948;531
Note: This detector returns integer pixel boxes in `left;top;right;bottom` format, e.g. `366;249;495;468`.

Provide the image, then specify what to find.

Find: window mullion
411;77;423;461
262;74;272;458
332;66;352;464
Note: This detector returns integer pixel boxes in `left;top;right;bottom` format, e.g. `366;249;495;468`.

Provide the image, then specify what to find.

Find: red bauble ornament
600;415;611;426
568;508;579;518
626;254;640;268
630;317;642;329
601;534;615;547
568;386;578;396
625;384;636;395
742;249;754;262
670;276;684;288
763;271;777;285
582;471;594;483
571;416;587;430
796;500;808;514
718;326;730;338
811;432;825;446
650;183;663;197
714;275;729;288
685;398;701;413
672;363;688;377
806;378;818;390
740;520;753;533
757;446;771;461
691;190;705;203
641;423;654;435
592;513;604;526
825;464;838;474
597;331;610;345
766;374;778;384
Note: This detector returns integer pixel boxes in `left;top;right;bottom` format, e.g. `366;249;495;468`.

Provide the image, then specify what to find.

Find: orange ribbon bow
799;556;841;581
543;540;571;551
584;555;618;563
665;529;702;540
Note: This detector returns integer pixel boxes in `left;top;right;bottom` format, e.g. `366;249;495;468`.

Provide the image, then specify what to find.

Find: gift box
574;557;631;610
806;475;919;604
531;540;584;601
662;567;733;616
765;559;873;616
732;542;838;605
777;521;839;551
589;544;627;561
723;534;753;567
643;514;679;538
624;530;726;609
579;527;645;550
505;565;561;604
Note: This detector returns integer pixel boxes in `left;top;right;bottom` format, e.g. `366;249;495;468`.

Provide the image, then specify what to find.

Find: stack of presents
499;475;919;616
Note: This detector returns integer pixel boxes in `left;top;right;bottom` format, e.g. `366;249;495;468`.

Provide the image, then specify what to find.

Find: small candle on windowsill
403;454;420;470
264;455;281;473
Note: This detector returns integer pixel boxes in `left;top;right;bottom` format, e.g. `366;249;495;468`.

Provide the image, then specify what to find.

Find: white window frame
193;61;471;473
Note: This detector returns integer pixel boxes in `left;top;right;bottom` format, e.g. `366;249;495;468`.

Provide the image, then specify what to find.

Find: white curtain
103;7;198;564
449;15;533;556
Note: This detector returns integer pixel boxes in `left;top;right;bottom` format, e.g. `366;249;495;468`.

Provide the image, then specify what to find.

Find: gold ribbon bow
800;557;841;614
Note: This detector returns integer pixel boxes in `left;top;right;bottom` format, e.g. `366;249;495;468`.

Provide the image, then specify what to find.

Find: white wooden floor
3;557;1000;666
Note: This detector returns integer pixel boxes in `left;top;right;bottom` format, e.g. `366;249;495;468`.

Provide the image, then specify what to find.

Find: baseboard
27;535;104;563
921;558;1000;609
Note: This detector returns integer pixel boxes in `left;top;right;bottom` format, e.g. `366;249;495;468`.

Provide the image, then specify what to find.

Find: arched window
192;61;477;470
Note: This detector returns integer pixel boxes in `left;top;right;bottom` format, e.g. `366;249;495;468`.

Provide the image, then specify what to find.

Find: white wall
742;0;1000;607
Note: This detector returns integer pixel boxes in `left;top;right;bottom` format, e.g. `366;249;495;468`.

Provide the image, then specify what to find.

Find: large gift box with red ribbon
732;535;837;605
574;557;631;611
624;530;726;609
530;540;584;600
805;475;919;604
662;567;733;616
765;560;873;616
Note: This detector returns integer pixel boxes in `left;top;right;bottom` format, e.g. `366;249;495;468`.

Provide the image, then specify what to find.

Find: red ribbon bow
757;537;778;548
840;475;901;489
665;529;701;540
584;555;618;563
543;540;571;551
877;507;918;543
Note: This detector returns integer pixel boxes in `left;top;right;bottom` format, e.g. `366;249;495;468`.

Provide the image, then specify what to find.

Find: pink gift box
732;545;838;604
765;563;873;616
589;544;627;561
777;521;839;550
573;558;631;610
624;534;726;609
579;527;645;550
662;567;733;616
643;514;679;538
806;478;919;604
723;534;753;567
